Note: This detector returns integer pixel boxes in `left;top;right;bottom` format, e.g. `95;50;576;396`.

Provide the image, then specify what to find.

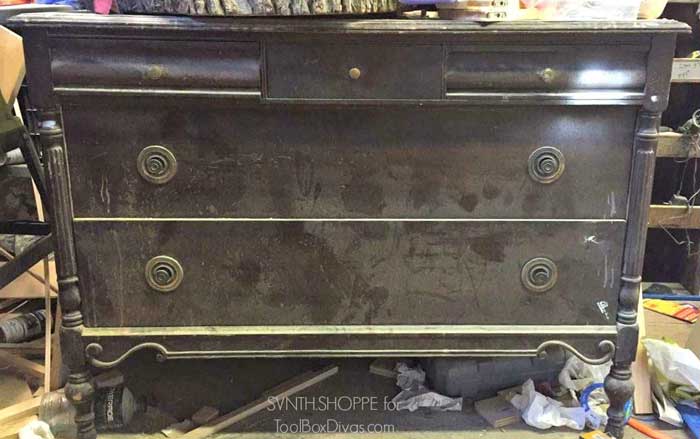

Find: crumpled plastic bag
19;421;54;439
391;362;462;412
510;379;586;430
558;356;611;392
643;338;700;392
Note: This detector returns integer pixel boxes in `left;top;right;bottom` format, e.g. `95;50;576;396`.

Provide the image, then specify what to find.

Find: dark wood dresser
10;13;688;438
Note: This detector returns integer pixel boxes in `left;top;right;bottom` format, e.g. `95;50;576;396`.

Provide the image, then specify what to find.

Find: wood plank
0;339;46;357
0;374;32;410
648;205;700;229
180;365;338;439
369;358;399;379
657;132;698;159
0;258;58;299
0;397;40;426
0;27;24;106
644;305;696;347
0;375;34;439
672;58;700;83
687;321;700;358
0;415;38;439
0;351;46;380
632;290;653;415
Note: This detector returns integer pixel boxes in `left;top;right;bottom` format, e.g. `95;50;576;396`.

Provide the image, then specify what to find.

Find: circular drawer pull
528;146;565;184
521;257;558;293
145;255;183;293
348;67;362;80
538;68;556;84
137;145;177;185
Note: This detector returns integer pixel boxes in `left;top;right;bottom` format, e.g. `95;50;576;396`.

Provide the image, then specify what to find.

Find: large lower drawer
75;220;624;327
63;99;635;219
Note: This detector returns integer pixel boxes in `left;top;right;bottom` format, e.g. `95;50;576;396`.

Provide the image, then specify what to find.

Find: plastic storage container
422;349;567;400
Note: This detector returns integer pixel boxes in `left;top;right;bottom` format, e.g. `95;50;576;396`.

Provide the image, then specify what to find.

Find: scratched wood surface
62;101;635;220
75;220;624;327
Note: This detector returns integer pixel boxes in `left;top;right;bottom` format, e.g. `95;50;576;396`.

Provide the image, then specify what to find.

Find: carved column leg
40;112;97;439
604;112;660;439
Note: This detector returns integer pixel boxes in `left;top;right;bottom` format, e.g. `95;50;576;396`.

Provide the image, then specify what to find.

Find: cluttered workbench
5;9;690;439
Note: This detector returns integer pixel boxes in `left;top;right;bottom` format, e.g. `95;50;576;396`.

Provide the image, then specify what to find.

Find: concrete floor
101;355;693;439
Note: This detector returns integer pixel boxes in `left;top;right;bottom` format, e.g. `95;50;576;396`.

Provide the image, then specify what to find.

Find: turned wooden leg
605;363;634;438
604;111;660;438
40;113;97;439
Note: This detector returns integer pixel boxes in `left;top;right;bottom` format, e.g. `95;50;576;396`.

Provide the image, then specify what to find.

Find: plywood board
632;294;653;415
0;26;24;106
645;305;696;347
0;374;32;410
0;259;57;299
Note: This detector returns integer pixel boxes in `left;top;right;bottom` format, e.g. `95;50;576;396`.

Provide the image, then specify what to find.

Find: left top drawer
50;39;260;91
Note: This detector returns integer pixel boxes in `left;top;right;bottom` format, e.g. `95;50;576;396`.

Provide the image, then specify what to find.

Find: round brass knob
348;67;362;80
528;146;565;184
539;68;555;84
145;255;183;293
145;65;165;81
521;257;558;293
137;145;177;185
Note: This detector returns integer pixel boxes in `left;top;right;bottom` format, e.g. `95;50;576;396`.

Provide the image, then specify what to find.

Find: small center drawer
266;43;443;100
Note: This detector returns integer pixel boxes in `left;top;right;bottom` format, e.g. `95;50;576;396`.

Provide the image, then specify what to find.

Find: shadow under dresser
9;13;689;438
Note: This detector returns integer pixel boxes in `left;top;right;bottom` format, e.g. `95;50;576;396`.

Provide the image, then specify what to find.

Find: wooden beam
0;351;46;380
649;205;700;229
657;132;698;159
0;254;58;299
0;339;46;357
632;288;653;415
0;415;38;439
180;365;338;439
672;58;700;83
0;397;40;426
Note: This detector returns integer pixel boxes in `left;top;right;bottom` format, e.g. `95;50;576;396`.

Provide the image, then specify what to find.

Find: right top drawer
446;45;647;93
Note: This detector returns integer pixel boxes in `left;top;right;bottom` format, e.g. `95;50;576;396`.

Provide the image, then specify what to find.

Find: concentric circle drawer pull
145;255;183;293
137;145;177;184
538;68;556;84
528;146;565;184
348;67;362;80
521;257;557;293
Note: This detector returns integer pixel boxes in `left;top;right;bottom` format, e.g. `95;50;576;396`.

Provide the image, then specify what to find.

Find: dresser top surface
10;12;689;35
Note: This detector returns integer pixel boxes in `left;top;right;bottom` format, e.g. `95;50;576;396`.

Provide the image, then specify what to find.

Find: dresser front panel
63;99;633;220
75;220;623;327
12;14;687;362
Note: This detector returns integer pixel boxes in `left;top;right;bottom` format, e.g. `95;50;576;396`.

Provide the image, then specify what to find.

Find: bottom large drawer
74;220;624;327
